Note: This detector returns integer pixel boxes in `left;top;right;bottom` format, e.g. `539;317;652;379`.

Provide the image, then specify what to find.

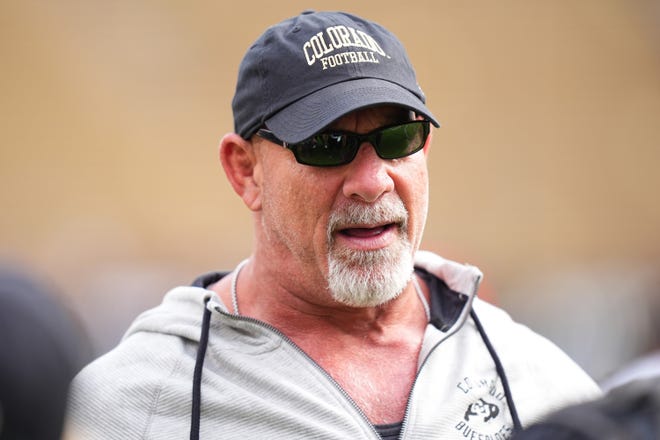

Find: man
66;10;601;439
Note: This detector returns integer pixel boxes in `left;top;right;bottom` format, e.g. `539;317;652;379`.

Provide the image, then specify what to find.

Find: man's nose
341;143;395;203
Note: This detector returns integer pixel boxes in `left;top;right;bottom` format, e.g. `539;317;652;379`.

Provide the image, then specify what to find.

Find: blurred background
1;0;659;383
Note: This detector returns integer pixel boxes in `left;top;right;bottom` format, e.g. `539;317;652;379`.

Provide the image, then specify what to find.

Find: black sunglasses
256;120;430;167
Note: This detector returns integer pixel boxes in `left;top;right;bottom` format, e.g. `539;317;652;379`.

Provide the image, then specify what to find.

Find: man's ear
219;133;262;211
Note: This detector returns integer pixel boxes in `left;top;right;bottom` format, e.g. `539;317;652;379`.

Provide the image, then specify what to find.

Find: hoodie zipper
399;270;481;440
213;306;383;439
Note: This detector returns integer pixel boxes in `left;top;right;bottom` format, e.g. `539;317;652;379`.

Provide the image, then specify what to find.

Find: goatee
326;199;414;307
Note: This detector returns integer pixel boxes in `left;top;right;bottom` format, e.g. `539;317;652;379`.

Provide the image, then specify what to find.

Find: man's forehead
327;106;413;130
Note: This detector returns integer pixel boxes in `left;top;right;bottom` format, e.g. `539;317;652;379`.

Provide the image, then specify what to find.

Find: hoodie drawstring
189;301;523;438
190;297;212;440
471;309;523;433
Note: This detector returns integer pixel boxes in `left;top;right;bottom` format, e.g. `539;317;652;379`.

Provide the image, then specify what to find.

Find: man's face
254;106;430;307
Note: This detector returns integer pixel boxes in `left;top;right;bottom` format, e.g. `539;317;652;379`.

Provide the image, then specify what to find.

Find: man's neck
211;263;430;424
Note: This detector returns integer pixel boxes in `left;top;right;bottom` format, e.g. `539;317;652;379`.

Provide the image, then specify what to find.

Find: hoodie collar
192;250;483;333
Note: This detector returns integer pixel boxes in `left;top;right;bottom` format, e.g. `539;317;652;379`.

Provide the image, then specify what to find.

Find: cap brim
265;78;440;144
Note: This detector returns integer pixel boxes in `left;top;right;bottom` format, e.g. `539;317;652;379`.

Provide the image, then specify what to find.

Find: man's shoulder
471;298;602;418
472;298;584;366
67;330;194;438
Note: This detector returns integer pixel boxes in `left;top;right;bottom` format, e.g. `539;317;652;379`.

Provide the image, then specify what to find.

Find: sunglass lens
377;122;426;159
293;134;353;166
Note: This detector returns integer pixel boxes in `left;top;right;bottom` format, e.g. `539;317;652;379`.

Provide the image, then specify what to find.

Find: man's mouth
326;200;409;251
338;223;397;238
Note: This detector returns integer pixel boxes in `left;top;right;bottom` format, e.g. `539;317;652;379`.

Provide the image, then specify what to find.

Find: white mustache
326;199;409;243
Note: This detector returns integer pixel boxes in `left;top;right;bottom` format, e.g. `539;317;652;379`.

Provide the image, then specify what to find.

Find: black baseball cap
232;10;440;144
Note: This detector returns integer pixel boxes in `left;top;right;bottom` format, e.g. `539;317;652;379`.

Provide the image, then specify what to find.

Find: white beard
326;199;414;307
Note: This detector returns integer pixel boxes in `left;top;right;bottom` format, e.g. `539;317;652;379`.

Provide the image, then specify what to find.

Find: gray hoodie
66;251;601;439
